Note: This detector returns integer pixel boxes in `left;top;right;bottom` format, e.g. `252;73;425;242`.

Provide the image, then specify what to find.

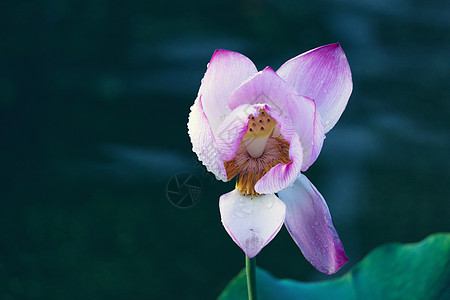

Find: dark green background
1;0;449;299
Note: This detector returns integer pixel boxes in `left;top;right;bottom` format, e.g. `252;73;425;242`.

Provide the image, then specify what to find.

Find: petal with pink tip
228;67;295;117
198;50;258;133
254;106;302;194
228;67;325;170
277;43;353;133
219;189;286;258
187;96;227;181
255;132;303;194
277;95;324;171
215;103;266;162
278;174;349;274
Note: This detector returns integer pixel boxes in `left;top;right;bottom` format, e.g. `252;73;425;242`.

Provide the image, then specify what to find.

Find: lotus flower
187;43;352;274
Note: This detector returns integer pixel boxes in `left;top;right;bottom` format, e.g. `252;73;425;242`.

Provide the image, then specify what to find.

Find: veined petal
228;67;324;171
283;95;325;171
219;189;286;258
277;43;353;133
306;103;325;170
187;96;227;181
228;67;294;117
199;50;258;133
278;174;348;274
254;106;303;194
255;133;303;194
215;103;266;162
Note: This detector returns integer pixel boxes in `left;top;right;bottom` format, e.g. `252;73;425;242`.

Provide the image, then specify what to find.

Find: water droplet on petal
234;210;244;218
242;206;252;215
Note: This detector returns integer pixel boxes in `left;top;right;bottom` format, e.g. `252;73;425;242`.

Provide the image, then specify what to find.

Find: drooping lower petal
277;43;352;133
219;189;286;258
277;174;348;274
187;96;227;181
198;49;258;133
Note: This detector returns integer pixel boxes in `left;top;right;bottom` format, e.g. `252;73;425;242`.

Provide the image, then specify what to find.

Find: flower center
242;109;277;159
244;109;277;138
224;109;291;197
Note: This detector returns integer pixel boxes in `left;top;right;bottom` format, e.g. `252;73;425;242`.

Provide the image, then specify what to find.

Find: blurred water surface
0;0;449;299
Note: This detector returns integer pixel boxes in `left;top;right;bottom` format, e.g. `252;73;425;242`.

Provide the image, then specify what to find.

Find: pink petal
198;50;258;133
215;103;266;162
254;132;303;194
254;106;303;194
228;67;324;171
277;174;349;274
219;189;286;258
306;104;325;170
187;96;227;181
280;95;325;171
228;67;296;115
277;43;353;133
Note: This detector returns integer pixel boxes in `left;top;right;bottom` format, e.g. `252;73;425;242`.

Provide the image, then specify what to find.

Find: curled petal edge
187;96;227;181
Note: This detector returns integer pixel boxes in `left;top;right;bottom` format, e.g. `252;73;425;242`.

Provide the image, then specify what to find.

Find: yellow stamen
224;137;291;197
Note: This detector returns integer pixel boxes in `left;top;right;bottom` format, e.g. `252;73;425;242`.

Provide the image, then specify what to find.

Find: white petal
187;96;227;181
219;189;286;258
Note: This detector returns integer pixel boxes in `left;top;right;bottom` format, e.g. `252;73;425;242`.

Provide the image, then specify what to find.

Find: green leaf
219;233;450;300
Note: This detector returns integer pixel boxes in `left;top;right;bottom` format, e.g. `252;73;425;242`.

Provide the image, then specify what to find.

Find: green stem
246;255;257;300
